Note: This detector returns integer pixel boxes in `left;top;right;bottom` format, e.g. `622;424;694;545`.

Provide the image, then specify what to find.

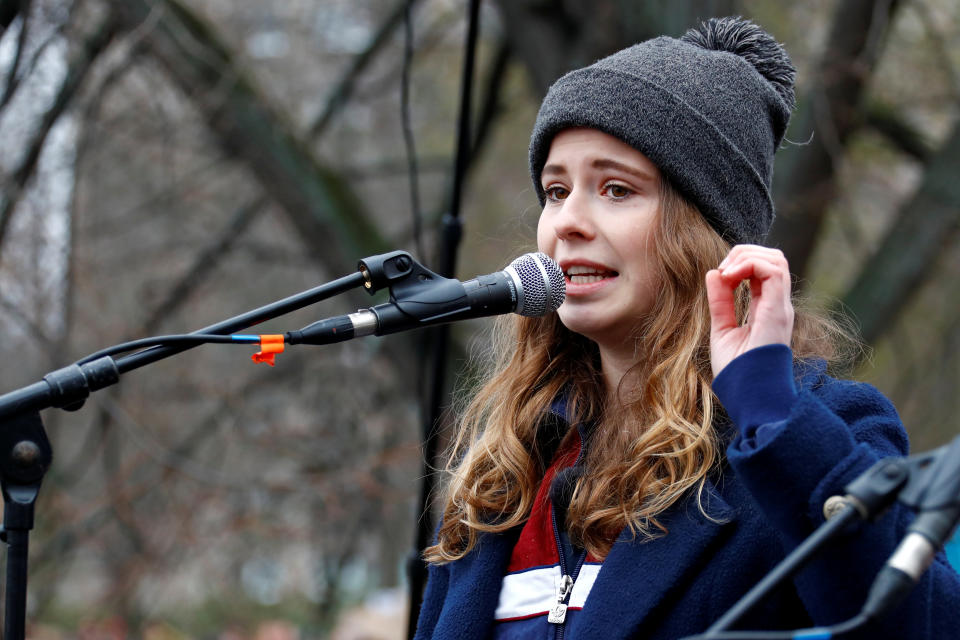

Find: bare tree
0;0;956;636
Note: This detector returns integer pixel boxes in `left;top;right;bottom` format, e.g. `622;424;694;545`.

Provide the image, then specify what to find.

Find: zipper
548;573;573;625
548;426;589;640
549;509;588;640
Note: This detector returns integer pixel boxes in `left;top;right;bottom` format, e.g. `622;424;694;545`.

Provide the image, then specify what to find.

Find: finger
724;261;792;318
720;247;788;272
717;244;782;269
717;244;782;270
706;269;738;332
718;255;790;291
721;257;792;319
719;247;788;276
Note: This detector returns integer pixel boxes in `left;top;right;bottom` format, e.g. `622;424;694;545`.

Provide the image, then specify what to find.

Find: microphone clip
358;250;434;295
357;251;472;329
840;434;960;522
895;434;960;514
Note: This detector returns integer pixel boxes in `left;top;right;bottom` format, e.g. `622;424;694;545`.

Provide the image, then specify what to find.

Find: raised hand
705;245;795;378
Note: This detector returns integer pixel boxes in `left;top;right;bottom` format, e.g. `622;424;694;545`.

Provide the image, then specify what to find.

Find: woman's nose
552;194;595;242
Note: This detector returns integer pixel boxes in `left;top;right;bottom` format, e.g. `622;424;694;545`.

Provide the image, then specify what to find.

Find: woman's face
537;128;662;348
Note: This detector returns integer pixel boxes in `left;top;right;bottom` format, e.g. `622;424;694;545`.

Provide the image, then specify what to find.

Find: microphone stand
682;434;960;640
0;249;426;640
407;1;482;637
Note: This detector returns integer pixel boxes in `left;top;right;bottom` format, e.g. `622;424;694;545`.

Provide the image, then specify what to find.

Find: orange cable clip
251;334;285;366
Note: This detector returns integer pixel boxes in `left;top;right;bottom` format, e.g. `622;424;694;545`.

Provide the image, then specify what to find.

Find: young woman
414;17;960;639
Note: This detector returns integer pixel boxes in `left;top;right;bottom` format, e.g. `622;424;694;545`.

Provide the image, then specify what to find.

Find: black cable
112;271;366;375
75;333;261;365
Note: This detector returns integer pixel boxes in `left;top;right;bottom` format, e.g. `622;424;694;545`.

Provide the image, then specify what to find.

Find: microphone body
862;505;960;621
287;253;564;345
861;435;960;622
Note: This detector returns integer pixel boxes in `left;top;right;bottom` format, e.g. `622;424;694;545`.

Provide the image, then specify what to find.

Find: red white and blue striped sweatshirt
491;422;599;640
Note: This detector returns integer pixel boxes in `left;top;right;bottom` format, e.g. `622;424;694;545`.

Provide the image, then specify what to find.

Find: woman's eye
604;184;632;198
544;186;569;201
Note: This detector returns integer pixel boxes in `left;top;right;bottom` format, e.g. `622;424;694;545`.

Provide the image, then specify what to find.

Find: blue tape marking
794;630;831;640
946;528;960;571
231;334;261;343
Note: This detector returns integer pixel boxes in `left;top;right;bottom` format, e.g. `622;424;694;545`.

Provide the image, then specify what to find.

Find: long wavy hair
424;179;851;564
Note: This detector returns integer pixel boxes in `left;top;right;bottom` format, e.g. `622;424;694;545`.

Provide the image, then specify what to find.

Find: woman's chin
557;311;615;344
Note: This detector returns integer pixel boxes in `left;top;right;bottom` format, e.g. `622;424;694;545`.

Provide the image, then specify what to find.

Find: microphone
860;435;960;622
861;505;960;622
286;252;565;345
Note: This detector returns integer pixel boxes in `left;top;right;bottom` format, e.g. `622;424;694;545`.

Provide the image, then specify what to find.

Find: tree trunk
493;0;734;97
769;0;900;276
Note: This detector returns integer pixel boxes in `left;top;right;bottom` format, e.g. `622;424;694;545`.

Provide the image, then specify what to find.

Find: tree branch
308;0;412;140
141;196;266;334
863;101;934;162
838;122;960;346
0;0;32;108
0;8;74;112
0;0;20;35
470;38;511;162
121;1;419;337
0;13;116;252
768;0;901;277
110;0;390;273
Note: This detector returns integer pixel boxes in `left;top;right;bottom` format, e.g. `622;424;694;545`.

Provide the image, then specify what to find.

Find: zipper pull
548;574;574;624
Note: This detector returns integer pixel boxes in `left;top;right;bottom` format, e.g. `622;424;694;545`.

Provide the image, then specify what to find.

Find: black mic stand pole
0;411;52;640
0;267;374;640
683;434;960;640
406;0;481;637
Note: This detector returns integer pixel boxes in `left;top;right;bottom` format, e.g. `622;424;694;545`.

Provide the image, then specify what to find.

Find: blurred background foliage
0;0;957;638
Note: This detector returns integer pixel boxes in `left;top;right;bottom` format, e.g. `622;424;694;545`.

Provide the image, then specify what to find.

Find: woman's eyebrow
542;158;656;182
590;158;654;180
592;158;655;182
541;163;567;177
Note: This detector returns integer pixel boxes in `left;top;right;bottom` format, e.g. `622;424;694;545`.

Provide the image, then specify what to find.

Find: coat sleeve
714;344;960;639
414;560;451;640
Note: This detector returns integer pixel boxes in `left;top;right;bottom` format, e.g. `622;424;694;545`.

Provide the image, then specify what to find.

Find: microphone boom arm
0;249;558;640
0;253;407;640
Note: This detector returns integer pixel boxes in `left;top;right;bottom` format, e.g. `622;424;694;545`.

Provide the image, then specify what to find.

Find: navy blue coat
415;346;960;639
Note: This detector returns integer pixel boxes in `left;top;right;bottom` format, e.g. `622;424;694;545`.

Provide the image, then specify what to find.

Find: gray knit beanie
529;17;795;245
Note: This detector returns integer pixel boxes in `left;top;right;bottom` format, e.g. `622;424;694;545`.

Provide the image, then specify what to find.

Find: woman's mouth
564;264;619;284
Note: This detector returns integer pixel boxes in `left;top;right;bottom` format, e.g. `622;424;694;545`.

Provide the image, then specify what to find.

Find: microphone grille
508;252;565;316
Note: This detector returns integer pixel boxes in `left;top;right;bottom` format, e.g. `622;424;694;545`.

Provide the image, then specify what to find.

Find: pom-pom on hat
529;16;795;245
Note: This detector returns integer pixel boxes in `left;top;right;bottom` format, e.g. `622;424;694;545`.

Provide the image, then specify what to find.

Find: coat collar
436;481;736;640
570;482;736;638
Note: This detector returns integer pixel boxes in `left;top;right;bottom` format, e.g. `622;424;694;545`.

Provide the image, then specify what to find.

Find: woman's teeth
569;274;605;284
566;265;613;284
